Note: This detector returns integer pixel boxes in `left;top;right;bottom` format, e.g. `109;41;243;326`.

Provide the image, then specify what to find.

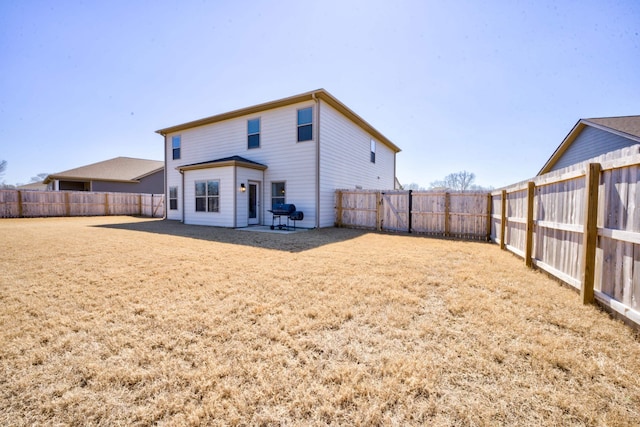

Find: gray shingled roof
585;115;640;139
44;157;163;184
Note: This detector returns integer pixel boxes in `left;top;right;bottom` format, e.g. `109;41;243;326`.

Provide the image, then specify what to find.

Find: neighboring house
44;157;164;193
16;181;47;191
539;115;640;174
156;89;401;228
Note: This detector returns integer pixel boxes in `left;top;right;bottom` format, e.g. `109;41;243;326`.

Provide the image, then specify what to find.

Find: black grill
268;203;304;230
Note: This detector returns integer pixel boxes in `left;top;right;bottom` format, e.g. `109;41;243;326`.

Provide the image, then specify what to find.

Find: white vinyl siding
164;101;317;228
183;168;234;226
235;167;264;228
550;126;638;171
318;101;395;227
165;137;183;220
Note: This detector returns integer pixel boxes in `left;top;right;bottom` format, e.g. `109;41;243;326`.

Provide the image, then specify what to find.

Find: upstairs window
297;107;313;142
370;139;376;163
271;182;285;209
195;180;219;212
172;135;181;160
248;118;260;149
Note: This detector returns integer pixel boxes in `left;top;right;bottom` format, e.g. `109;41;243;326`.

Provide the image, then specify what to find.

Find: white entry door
248;181;260;225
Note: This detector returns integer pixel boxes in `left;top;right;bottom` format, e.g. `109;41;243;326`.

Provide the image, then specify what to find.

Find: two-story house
156;89;401;228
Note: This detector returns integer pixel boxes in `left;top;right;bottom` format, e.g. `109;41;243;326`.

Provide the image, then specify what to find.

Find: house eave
43;175;139;184
177;160;268;172
132;166;165;180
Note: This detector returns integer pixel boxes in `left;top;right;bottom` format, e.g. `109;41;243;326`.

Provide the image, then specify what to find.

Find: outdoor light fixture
240;183;246;192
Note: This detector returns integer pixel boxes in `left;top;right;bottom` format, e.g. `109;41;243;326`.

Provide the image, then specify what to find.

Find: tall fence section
337;148;640;326
336;190;491;240
0;190;165;219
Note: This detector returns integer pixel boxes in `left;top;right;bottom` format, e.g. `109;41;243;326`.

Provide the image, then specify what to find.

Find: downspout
180;169;185;223
163;134;168;219
233;167;237;228
312;93;320;229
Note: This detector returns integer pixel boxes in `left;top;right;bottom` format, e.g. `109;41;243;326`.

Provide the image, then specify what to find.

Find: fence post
581;163;601;304
336;190;343;227
139;194;143;216
525;182;535;268
17;190;23;217
65;192;70;216
376;192;382;231
407;190;413;233
485;193;492;241
105;193;109;216
444;192;450;237
500;190;507;249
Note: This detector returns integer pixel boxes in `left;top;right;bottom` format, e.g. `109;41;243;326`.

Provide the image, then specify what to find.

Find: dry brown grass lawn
1;216;640;426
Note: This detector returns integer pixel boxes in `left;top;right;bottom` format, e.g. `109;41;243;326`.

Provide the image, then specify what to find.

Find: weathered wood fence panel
0;190;20;218
448;193;491;239
597;162;640;311
500;187;528;257
411;192;446;235
0;190;165;219
335;190;378;229
381;191;410;232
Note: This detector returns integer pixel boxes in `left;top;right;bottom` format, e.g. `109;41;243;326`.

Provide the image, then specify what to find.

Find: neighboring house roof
155;88;401;153
177;155;268;172
539;115;640;175
16;181;47;191
587;116;640;138
44;157;164;184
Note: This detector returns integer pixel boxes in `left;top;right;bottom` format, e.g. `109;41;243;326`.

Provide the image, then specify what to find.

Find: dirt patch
1;216;639;426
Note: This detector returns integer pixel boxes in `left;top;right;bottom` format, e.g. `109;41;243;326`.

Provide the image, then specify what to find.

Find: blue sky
1;0;639;188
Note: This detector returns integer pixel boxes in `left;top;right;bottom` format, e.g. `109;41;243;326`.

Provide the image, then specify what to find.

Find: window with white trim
297;107;313;142
370;139;376;163
248;118;260;149
169;186;178;210
271;182;285;209
195;180;219;212
172;135;181;160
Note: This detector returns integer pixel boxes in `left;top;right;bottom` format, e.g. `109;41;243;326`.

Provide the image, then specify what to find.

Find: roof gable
156;89;401;153
539;115;640;175
44;157;164;184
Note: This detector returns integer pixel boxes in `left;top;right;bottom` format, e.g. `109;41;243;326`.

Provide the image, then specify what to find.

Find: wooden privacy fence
335;190;491;240
0;190;165;219
490;149;640;325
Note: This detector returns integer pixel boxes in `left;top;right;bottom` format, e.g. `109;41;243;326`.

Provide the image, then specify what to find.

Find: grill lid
271;203;296;214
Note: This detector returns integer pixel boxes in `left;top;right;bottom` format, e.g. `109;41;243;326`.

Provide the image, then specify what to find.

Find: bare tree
402;182;426;191
30;173;49;183
429;170;477;192
450;170;476;192
0;160;13;189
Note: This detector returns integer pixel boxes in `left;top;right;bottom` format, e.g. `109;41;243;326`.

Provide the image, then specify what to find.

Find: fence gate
381;191;410;232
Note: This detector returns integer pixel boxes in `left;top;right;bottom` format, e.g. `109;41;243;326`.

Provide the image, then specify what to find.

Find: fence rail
0;190;164;218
